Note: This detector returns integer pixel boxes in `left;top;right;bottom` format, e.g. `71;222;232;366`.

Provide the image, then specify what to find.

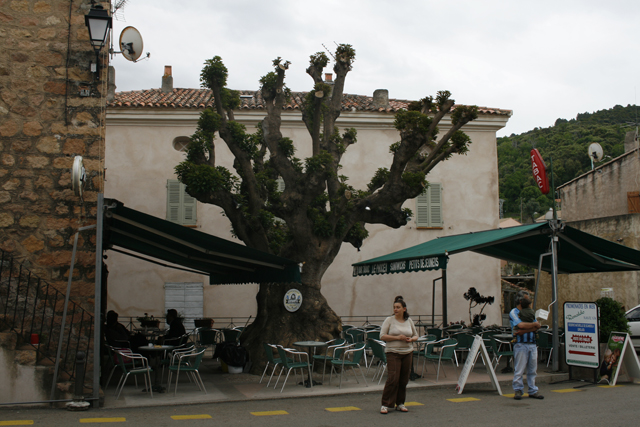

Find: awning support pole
550;223;560;371
92;193;104;408
432;276;441;327
442;269;448;326
532;252;552;310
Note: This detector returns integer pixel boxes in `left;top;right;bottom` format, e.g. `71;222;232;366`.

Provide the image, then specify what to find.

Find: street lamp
84;5;112;79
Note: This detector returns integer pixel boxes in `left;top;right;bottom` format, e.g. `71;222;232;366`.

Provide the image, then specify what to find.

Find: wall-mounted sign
564;302;599;368
284;289;302;312
530;149;550;194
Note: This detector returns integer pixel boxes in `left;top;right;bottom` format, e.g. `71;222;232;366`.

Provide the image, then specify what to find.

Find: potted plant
595;297;629;343
194;318;214;328
137;313;160;328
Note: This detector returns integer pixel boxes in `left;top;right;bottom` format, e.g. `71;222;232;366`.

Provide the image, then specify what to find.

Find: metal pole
551;228;560;371
442;269;448;326
93;193;104;408
532;252;552;310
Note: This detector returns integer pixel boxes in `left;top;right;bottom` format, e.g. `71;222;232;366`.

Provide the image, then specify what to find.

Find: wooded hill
498;104;636;221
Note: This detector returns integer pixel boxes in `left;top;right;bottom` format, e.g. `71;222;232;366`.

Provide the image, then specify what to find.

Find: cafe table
292;341;328;387
410;335;435;380
137;344;175;392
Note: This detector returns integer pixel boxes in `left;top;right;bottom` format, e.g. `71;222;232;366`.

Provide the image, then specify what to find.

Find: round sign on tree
530;149;549;194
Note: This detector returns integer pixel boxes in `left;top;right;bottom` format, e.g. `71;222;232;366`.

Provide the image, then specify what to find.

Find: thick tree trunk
241;281;341;375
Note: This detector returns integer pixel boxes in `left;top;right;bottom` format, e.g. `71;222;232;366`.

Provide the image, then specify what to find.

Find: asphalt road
0;381;638;426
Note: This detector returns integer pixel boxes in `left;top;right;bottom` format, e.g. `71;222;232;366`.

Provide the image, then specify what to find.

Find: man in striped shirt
510;291;544;400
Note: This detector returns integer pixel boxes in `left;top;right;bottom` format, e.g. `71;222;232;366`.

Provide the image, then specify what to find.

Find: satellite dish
71;156;86;197
119;26;143;62
588;143;604;161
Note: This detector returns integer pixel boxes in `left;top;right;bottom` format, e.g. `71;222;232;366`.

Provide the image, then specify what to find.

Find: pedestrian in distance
510;290;544;400
379;295;419;414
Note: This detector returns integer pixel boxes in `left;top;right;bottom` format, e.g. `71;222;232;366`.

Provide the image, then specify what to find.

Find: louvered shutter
428;183;442;227
276;177;286;192
416;189;430;227
167;180;181;223
182;189;197;225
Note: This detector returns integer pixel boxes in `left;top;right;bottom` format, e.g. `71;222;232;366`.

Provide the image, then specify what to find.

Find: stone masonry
0;0;111;311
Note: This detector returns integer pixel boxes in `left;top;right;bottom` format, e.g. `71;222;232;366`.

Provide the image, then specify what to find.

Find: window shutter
628;191;640;214
276;177;286;192
416;189;430;227
428;183;442;227
182;188;197;225
167;180;181;223
415;183;442;227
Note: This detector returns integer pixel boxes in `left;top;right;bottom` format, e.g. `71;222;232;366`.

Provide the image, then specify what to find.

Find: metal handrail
0;249;93;384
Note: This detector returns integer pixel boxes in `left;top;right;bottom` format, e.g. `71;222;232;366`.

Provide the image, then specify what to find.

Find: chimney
324;73;333;82
372;89;389;109
161;65;173;93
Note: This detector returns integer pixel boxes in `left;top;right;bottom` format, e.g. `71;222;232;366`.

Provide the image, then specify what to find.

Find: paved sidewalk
103;355;569;408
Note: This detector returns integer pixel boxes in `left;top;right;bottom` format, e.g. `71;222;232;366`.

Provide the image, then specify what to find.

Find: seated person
163;309;186;345
105;310;148;350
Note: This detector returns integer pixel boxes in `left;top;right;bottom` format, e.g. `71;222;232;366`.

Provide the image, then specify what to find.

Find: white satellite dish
71;156;86;197
119;26;143;62
588;142;604;170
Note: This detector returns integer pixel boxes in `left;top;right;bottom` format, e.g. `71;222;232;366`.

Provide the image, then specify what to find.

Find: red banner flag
530;149;549;194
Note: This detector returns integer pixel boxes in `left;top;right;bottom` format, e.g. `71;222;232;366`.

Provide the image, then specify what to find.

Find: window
415;183;442;228
165;282;203;331
172;136;190;152
166;179;197;225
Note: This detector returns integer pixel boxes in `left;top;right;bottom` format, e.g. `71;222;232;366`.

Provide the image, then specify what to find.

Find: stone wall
535;215;640;325
0;0;110;310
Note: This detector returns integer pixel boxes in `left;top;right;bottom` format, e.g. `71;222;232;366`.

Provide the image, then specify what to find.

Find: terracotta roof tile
108;88;511;116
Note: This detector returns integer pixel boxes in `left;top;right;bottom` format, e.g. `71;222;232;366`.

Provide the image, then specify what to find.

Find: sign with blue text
563;301;600;368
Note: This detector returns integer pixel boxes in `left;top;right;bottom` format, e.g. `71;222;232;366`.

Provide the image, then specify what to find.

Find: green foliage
346;221;369;243
200;56;228;90
220;88;240;110
394;110;433;134
401;171;426;190
498;104;631;219
278;137;296;158
309;52;329;69
305;150;334;174
368;168;389;191
451;105;479;125
197;108;221;135
436;90;452;108
596;297;629;343
175;162;237;194
389;142;401;153
335;44;356;69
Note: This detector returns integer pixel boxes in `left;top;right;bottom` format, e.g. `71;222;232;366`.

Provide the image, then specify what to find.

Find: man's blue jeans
512;343;538;394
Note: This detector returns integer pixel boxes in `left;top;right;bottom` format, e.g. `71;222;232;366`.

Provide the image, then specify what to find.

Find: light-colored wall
105;108;509;326
558;149;640;222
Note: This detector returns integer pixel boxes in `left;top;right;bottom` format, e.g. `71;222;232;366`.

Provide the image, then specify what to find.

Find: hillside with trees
498;104;636;221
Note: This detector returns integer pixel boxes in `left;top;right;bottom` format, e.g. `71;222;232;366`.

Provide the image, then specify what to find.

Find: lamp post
84;5;112;80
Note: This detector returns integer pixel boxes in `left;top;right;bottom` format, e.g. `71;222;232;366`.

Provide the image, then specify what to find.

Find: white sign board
564;302;600;368
456;335;502;395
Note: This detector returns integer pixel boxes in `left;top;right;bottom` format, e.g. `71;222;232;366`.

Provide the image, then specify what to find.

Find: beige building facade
105;74;511;328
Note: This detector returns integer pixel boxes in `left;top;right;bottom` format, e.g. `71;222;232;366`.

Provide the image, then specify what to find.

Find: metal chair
274;346;311;393
537;331;553;367
114;349;153;400
260;343;291;387
490;337;514;369
167;347;207;396
426;328;443;341
311;338;346;383
452;333;474;365
424;338;458;382
329;343;368;389
367;339;387;384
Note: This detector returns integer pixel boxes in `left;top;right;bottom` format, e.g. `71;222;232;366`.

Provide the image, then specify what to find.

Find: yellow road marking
0;421;34;426
404;402;424;406
79;418;126;423
598;385;624;388
552;389;581;393
502;393;515;398
171;415;212;420
447;397;481;402
250;411;288;416
325;406;360;412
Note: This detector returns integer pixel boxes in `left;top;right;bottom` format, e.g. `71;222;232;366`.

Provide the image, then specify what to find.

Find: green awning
103;200;301;285
353;222;640;276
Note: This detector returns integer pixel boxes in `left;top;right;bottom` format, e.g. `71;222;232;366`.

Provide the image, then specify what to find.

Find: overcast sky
109;0;640;137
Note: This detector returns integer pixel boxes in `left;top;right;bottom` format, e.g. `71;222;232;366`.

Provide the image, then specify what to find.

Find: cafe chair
197;328;220;358
426;328;443;341
452;333;474;365
490;337;514;370
424;338;458;382
415;335;437;377
261;343;292;387
537;331;553;367
114;349;153;400
312;338;346;384
329;342;368;389
105;346;134;390
368;339;387;384
274;345;311;393
167;347;207;396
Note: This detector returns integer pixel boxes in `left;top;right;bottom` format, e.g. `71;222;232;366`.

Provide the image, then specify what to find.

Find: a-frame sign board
456;335;502;395
607;332;640;386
